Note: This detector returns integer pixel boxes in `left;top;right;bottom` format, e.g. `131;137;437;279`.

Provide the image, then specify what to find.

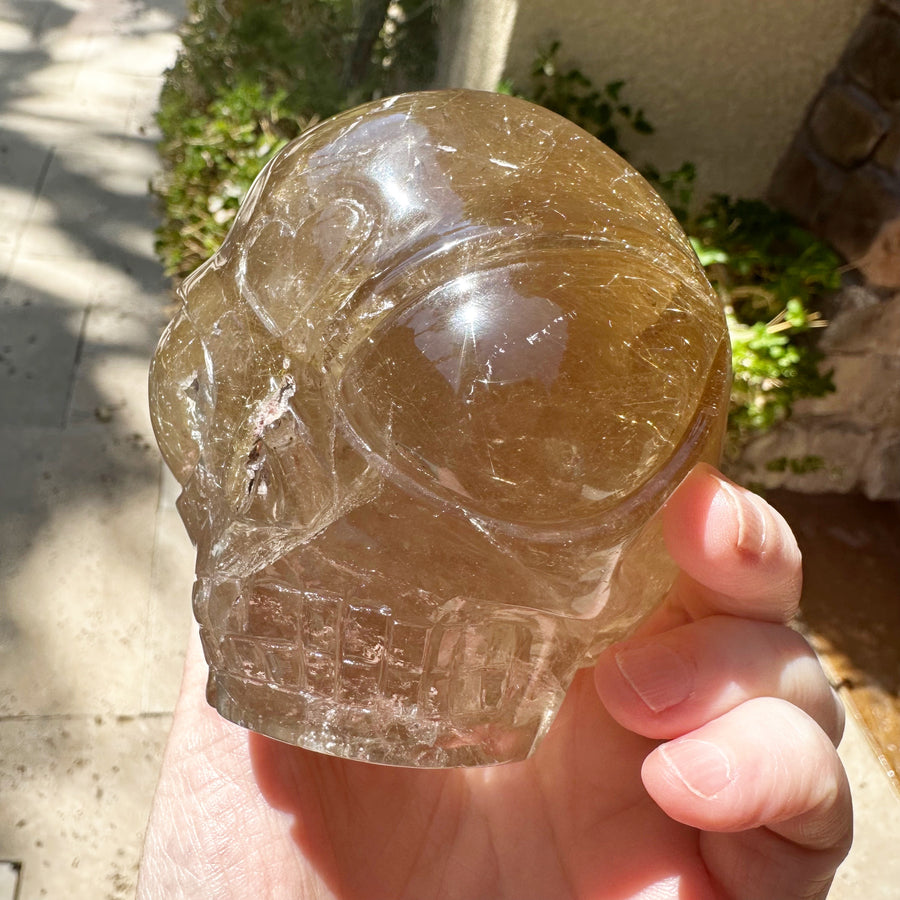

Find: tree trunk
343;0;393;91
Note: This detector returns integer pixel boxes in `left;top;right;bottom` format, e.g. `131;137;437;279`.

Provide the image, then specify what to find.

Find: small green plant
691;196;840;443
154;0;438;280
506;45;840;446
154;24;841;455
765;455;826;475
522;42;654;154
155;80;304;276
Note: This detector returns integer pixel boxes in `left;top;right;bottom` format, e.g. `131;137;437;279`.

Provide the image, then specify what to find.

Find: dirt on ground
768;490;900;797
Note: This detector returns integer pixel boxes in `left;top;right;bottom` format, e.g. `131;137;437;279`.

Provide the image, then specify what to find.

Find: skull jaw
206;660;565;768
193;560;610;766
191;525;678;768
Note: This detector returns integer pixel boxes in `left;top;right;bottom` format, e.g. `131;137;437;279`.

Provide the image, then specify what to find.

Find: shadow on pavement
770;489;900;796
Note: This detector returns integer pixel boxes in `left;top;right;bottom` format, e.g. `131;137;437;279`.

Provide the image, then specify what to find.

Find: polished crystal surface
149;89;730;767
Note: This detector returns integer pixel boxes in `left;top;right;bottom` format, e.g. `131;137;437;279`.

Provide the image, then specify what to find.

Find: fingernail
718;478;766;555
658;739;733;799
615;643;694;712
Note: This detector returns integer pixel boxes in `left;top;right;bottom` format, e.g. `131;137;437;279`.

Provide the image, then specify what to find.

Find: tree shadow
0;1;191;881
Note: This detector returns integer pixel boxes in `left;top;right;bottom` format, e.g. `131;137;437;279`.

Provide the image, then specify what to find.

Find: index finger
655;463;803;625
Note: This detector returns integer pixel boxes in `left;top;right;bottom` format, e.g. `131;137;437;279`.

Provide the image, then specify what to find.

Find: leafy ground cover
154;0;437;277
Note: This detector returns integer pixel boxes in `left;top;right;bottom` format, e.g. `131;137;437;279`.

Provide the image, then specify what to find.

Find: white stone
795;353;900;427
735;420;874;494
822;289;900;356
735;288;900;498
861;429;900;498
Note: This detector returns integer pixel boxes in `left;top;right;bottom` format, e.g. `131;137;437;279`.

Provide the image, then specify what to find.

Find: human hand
137;463;851;899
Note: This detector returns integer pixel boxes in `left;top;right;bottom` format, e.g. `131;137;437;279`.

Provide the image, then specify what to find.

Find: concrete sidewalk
0;2;898;898
0;1;193;897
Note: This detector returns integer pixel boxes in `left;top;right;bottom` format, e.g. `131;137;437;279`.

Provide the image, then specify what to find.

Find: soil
768;490;900;797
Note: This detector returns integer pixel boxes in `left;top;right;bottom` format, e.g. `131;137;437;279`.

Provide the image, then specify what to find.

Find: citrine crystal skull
149;89;730;767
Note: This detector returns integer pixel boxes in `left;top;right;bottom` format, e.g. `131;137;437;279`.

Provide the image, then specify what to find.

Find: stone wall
737;0;900;500
768;0;900;287
732;286;900;499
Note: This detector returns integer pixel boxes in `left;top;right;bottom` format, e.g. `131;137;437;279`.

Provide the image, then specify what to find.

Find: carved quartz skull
149;90;730;766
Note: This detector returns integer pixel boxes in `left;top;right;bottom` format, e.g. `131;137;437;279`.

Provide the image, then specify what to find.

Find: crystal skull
149;89;730;767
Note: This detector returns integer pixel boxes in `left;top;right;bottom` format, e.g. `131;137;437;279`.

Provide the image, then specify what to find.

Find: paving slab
0;861;19;900
0;1;187;897
0;0;177;150
0;0;81;35
144;466;194;713
0;253;98;427
0;133;52;250
830;698;900;899
66;304;166;434
90;252;172;314
0;6;39;39
0;713;171;900
0;425;161;718
13;69;162;137
0;301;85;427
76;28;185;77
1;251;98;310
16;146;161;265
63;0;185;38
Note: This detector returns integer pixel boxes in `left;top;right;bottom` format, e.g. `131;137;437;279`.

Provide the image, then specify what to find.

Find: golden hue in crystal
149;90;730;767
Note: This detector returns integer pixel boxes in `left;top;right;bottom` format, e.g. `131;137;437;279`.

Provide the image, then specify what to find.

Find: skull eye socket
338;245;721;528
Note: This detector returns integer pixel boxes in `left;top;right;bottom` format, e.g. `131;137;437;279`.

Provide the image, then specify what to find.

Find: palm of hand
138;467;851;900
249;668;704;900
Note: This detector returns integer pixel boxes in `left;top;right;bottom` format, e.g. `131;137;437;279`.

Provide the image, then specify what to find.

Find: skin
137;464;852;899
